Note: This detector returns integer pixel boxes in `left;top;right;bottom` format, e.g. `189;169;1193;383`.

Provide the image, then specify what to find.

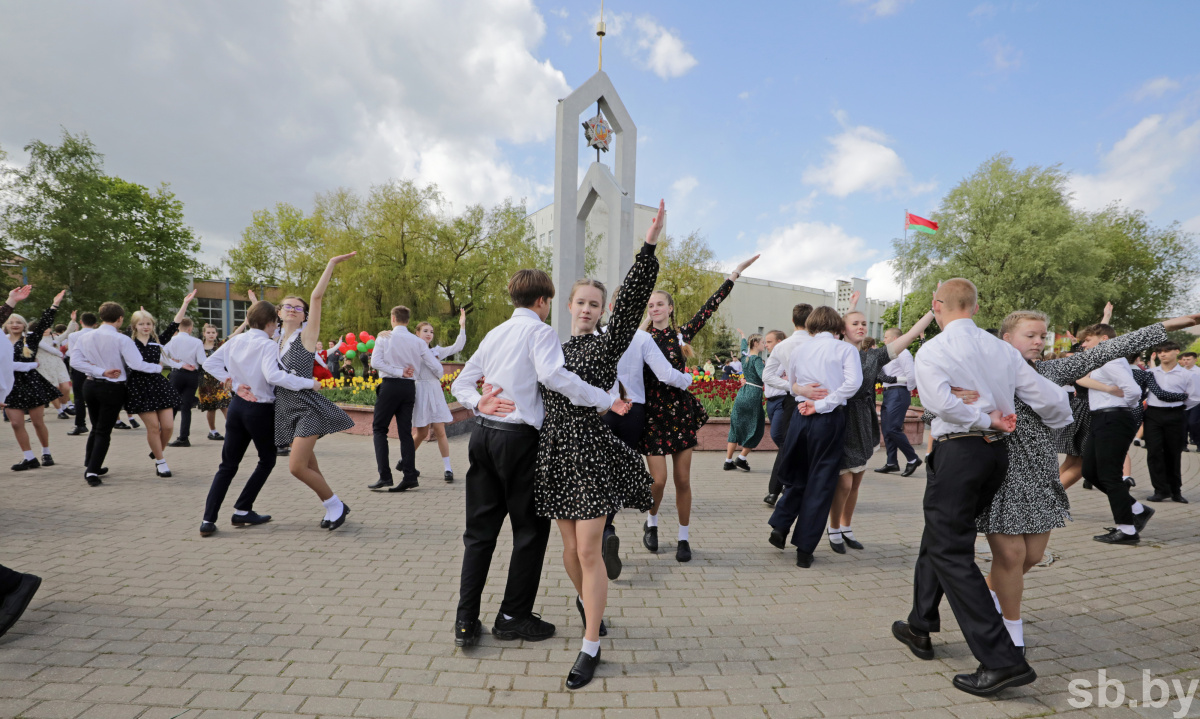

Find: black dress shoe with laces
1133;505;1155;532
602;530;622;580
199;521;217;537
168;438;190;447
1172;494;1189;504
723;460;737;471
40;454;54;467
0;573;42;639
388;477;419;492
642;522;658;552
11;458;39;471
874;464;900;474
492;613;555;641
891;620;934;659
734;457;751;472
1145;493;1168;502
67;426;89;436
952;661;1036;696
565;649;600;690
768;528;786;549
231;511;271;526
327;504;350;531
444;470;454;482
763;493;778;507
1093;528;1138;544
367;478;393;490
795;549;813;568
85;474;103;487
575;596;607;637
95;467;108;475
901;458;923;477
454;618;481;648
675;540;692;563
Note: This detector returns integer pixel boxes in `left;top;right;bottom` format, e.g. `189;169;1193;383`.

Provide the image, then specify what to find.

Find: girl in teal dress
724;333;766;471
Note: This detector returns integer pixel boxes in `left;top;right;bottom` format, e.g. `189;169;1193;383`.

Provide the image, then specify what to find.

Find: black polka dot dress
126;323;181;414
274;333;355;446
534;243;660;521
5;305;63;411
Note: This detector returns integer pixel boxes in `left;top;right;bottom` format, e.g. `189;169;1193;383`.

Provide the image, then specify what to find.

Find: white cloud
671;175;699;201
1183;214;1200;234
734;221;879;290
548;7;569;19
1068;111;1200;213
1134;76;1181;101
802;114;934;198
969;3;997;19
634;17;698;79
848;0;911;17
864;259;903;301
982;36;1022;72
738;90;751;100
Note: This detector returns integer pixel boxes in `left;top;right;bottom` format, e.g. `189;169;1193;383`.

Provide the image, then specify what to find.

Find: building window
196;298;223;330
539;232;547;246
547;230;554;246
231;300;250;326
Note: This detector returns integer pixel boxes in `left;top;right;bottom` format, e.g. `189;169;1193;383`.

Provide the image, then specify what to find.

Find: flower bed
687;376;743;418
318;370;464;407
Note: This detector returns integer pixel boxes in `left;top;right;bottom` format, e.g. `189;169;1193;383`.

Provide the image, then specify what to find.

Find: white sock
22;450;35;461
738;451;750;459
678;525;689;541
647;513;658;528
442;456;452;472
233;509;248;516
1131;501;1145;515
322;494;344;521
155;458;166;465
502;613;512;621
724;458;734;465
1003;617;1024;647
580;638;601;657
41;447;50;456
990;589;1002;614
828;528;844;544
840;525;855;540
1117;524;1136;535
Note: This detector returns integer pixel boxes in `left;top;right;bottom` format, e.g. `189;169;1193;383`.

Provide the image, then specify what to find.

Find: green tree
653;231;728;365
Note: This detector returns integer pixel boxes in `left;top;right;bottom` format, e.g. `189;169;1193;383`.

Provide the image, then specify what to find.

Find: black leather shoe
602;530;622;580
675;540;692;563
952;661;1036;696
1082;480;1093;490
199;521;217;537
723;460;737;471
1146;493;1169;502
642;522;658;553
1124;476;1137;487
276;446;290;456
96;467;108;476
1133;505;1155;532
444;470;454;482
328;503;350;530
763;493;778;507
231;511;271;526
795;550;813;568
874;464;900;474
828;534;846;554
388;478;419;492
320;519;330;529
1093;528;1138;544
575;596;607;637
11;458;39;471
168;438;190;447
207;431;223;441
842;534;864;550
67;426;89;435
40;454;54;467
128;418;140;429
565;649;600;690
85;474;103;487
114;420;131;430
734;457;751;472
0;573;42;639
454;618;481;648
368;478;394;490
768;528;786;549
891;620;934;660
155;466;172;478
492;613;555;641
901;458;923;477
1172;495;1189;504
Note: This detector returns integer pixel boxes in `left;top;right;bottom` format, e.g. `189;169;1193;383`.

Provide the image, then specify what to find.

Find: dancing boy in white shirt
891;279;1070;697
450;269;623;649
1143;342;1200;502
760;304;813;505
198;301;321;536
164;317;208;447
875;327;921;476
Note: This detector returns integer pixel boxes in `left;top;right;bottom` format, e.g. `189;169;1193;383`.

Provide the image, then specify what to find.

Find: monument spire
596;0;606;71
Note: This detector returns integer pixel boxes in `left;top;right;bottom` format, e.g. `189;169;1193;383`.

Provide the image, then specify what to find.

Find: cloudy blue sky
2;0;1198;299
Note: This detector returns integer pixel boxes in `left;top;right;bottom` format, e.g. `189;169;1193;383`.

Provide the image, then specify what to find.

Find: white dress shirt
64;325;93;359
607;329;692;404
1087;357;1141;411
763;329;812;399
373;325;441;380
915;318;1072;437
0;333;13;403
452;307;613;429
69;324;162;382
882;349;916;391
202;329;314;403
163;332;207;371
432;328;467;361
1148;364;1200;409
786;332;863;414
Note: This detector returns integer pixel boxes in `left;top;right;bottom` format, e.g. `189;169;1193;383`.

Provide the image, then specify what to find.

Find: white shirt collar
941;318;976;334
512;308;541;322
812;332;835;340
392;325;411;334
246;329;269;340
792;329;809;337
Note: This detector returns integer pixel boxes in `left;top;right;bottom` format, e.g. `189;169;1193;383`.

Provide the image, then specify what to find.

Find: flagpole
898;209;907;330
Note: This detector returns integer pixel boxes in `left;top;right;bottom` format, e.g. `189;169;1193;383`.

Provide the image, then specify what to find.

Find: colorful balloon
366;339;375;350
345;350;357;360
357;342;367;353
359;330;370;342
345;332;356;345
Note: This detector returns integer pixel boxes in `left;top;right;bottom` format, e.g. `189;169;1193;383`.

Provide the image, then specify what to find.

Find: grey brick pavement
2;418;1199;718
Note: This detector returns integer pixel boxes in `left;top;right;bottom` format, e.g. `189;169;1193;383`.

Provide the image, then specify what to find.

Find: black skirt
125;370;180;415
4;366;62;410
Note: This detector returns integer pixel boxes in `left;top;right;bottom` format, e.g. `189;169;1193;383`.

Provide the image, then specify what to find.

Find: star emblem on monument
582;113;612;153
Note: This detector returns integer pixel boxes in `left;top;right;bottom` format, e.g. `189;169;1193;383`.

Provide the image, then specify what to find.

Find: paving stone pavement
2;417;1200;719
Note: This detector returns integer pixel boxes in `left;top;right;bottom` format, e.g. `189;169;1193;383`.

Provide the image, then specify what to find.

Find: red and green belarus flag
905;212;938;235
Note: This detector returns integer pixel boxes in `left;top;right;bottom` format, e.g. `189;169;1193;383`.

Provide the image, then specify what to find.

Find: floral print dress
638;279;734;456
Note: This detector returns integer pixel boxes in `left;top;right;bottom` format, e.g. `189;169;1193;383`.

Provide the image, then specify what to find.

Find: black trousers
881;386;918;465
767;406;845;553
0;563;21;595
373;378;417;482
601;402;647;530
909;437;1021;669
457;421;549;623
765;394;795;496
169;369;201;440
1081;409;1140;525
1188;405;1200;447
203;397;277;523
69;366;88;430
83;380;127;475
1144;405;1186;497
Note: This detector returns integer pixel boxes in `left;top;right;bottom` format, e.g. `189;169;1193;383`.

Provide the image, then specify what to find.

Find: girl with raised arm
271;253;357;530
5;289;66;471
411;309;467;481
126;291;197;477
639;251;760;562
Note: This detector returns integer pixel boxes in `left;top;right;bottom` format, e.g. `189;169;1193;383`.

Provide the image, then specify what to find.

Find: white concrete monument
550;9;638;338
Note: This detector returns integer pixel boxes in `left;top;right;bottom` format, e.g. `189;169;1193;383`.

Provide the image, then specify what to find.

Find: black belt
934;431;1004;444
172;367;199;372
883;385;909;391
84;377;121;384
1147;404;1185;411
1092;407;1133;415
476;416;538;435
